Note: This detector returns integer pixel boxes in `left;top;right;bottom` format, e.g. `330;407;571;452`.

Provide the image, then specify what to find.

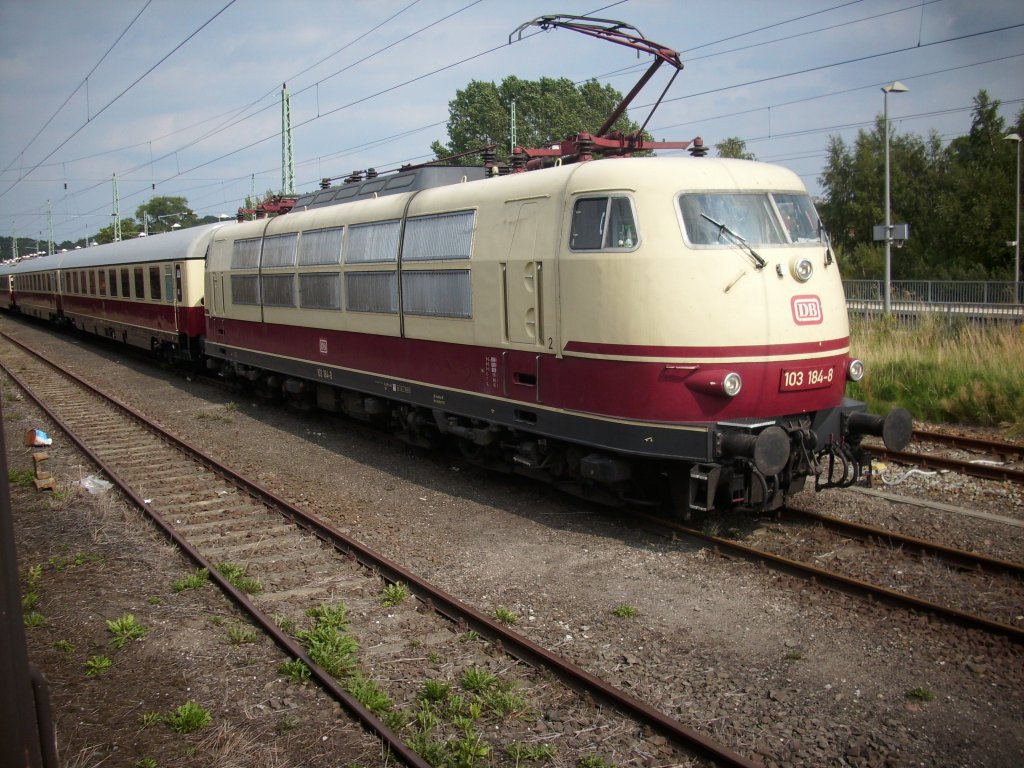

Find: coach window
134;268;145;299
149;266;161;301
570;196;638;251
72;272;79;294
108;269;118;297
120;269;130;297
163;265;173;302
87;271;96;295
98;270;107;296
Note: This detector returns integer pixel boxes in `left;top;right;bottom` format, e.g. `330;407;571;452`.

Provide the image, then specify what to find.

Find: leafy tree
715;137;756;160
135;195;196;233
818;90;1021;280
94;219;141;245
431;76;643;164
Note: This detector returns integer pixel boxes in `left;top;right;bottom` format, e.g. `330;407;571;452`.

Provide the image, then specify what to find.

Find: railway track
634;510;1024;644
0;331;757;768
871;429;1024;484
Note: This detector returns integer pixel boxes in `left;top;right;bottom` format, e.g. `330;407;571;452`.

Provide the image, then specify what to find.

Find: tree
715;137;756;160
94;219;141;245
431;76;643;164
817;90;1021;280
135;195;196;233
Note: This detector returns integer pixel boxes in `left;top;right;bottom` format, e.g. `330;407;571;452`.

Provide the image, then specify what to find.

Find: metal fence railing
843;280;1024;320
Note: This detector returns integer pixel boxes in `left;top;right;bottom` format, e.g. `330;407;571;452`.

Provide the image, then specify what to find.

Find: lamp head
882;81;909;94
1005;133;1022;143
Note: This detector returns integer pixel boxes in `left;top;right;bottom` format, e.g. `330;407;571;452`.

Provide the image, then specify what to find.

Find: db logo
791;295;823;325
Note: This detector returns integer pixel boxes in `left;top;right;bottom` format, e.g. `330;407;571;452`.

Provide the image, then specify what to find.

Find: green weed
494;606;518;625
173;568;209;592
106;613;148;649
379;582;410;607
166;700;212;733
612;604;637;618
279;659;311;683
8;468;35;487
906;686;936;702
85;655;113;676
215;562;262;594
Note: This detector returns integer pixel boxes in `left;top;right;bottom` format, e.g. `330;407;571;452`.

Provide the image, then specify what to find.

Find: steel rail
633;511;1024;645
0;332;758;768
911;428;1024;457
872;447;1024;484
779;507;1024;578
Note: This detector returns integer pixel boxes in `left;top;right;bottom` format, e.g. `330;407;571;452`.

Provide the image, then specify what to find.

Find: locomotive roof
291;166;489;211
5;222;229;274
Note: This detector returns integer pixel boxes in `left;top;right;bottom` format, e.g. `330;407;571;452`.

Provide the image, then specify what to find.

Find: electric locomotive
203;155;910;515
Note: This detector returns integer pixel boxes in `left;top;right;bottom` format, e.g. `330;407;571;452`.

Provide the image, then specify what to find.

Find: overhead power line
0;0;154;180
0;0;239;204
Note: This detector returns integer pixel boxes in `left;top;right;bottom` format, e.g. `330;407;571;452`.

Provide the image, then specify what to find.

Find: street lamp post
882;81;909;315
1006;133;1021;303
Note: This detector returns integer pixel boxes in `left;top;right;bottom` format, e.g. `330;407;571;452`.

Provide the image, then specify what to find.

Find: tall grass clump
848;315;1024;435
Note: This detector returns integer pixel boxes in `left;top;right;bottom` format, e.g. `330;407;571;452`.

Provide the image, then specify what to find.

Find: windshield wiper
700;212;767;269
819;221;835;266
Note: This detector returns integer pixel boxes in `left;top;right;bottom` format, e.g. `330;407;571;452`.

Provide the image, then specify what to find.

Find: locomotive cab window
678;192;823;247
570;196;638;251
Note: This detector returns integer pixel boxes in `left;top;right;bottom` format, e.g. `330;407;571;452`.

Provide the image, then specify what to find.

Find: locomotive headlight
791;257;814;282
848;358;865;382
722;372;743;397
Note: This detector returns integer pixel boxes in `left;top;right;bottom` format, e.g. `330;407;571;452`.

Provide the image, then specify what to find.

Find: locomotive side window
231;238;262;269
262;233;297;268
403;211;475;261
402;270;471;318
298;227;344;265
134;268;145;299
570;196;638;251
231;275;260;305
345;272;398;313
346;221;400;263
261;274;296;307
149;267;161;301
299;273;341;309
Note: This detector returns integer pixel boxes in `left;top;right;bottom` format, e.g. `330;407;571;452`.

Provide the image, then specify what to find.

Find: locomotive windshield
678;192;823;247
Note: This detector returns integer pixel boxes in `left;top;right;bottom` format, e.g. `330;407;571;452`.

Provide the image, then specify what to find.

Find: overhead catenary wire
0;0;239;204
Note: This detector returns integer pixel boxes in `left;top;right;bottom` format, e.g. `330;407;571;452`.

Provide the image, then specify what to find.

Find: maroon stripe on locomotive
213;318;850;423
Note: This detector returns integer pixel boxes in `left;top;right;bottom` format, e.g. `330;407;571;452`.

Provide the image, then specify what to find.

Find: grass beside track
848;315;1024;437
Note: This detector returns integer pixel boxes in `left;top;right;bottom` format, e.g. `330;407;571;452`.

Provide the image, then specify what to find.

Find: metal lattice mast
112;174;121;242
281;83;294;196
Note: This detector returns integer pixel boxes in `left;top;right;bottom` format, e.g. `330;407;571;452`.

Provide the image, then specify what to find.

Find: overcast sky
1;0;1021;248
